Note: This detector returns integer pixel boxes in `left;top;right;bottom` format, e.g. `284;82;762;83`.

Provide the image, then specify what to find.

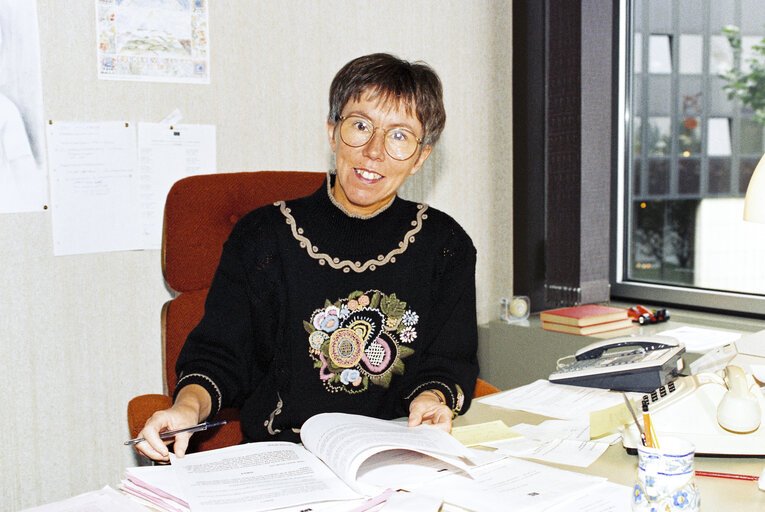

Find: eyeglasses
338;115;423;161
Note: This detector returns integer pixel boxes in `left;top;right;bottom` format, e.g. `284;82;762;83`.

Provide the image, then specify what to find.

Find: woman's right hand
134;384;211;462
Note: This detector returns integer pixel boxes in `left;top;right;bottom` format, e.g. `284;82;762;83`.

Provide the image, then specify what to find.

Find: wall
1;1;512;509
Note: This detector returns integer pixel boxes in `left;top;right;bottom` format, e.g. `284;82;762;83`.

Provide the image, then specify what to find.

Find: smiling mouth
355;168;383;182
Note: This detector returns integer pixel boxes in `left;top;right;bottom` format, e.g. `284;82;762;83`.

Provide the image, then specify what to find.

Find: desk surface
457;401;765;510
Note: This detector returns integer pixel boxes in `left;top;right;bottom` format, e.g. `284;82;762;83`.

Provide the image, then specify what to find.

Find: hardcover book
541;318;635;336
539;304;628;327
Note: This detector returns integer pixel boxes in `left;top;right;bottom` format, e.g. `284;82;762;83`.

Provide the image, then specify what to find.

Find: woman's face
327;91;432;216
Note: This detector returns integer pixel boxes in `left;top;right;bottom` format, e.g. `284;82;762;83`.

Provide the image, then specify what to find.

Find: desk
478;303;765;391
457;401;765;510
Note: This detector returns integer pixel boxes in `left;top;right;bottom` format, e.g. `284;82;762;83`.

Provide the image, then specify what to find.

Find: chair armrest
127;394;172;439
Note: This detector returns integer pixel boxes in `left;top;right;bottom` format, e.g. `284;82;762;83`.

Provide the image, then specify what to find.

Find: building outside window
614;0;765;313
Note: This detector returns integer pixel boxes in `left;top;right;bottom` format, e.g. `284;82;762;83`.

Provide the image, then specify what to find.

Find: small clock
500;296;530;323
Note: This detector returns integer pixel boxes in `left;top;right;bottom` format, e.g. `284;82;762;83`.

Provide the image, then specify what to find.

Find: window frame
609;0;765;316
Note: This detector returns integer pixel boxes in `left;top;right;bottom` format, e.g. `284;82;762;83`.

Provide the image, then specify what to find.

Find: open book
168;412;480;512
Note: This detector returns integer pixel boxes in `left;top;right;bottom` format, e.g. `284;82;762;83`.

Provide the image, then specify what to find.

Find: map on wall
96;0;210;84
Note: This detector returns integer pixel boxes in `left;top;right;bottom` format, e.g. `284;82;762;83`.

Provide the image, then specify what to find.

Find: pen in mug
124;420;227;446
623;393;647;447
642;399;659;449
641;399;653;448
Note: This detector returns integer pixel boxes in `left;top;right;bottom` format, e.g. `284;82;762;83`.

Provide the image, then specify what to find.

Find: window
613;0;765;313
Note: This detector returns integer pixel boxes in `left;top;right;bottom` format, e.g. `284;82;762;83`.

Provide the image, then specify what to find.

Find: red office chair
127;171;325;452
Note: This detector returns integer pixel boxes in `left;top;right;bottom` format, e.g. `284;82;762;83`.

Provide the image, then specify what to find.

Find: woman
136;53;478;462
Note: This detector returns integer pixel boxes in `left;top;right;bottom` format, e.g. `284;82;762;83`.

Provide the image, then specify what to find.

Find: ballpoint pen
124;420;227;446
623;393;647;447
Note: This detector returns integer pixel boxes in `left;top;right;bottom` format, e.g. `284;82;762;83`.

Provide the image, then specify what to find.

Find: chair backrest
161;171;325;450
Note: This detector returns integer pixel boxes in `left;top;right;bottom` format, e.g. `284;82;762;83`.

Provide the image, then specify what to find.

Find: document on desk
171;441;361;512
513;419;621;446
451;419;521;446
20;485;146;511
545;481;632;512
121;465;188;512
478;379;641;420
421;455;607;512
658;325;741;353
485;436;610;468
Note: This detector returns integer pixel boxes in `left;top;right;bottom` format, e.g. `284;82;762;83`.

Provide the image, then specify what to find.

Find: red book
541;318;634;335
539;304;628;327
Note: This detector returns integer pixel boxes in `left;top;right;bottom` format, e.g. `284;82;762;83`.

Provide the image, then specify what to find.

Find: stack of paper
110;412;634;512
120;466;189;512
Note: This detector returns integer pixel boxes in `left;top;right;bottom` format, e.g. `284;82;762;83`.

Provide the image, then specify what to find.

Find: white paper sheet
510;419;620;445
47;121;141;255
20;486;145;512
478;379;641;420
137;122;216;249
422;455;607;512
170;441;361;512
486;436;610;467
121;465;189;512
658;325;741;353
545;481;633;512
46;120;216;255
378;490;442;511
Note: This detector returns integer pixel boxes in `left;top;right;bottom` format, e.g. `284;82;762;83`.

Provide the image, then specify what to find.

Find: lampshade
743;153;765;223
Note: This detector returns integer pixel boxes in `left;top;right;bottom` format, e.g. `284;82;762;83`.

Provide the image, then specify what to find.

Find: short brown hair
328;53;446;146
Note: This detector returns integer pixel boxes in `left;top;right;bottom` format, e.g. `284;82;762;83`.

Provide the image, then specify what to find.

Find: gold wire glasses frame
337;115;423;161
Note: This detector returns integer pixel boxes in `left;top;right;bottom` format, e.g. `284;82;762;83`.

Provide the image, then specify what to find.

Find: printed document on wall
47;121;141;256
138;122;216;249
96;0;210;84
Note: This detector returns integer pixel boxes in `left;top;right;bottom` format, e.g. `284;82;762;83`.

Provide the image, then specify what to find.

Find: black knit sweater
175;173;479;443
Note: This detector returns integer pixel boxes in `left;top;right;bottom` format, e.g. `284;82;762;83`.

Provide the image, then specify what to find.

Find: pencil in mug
642;399;659;449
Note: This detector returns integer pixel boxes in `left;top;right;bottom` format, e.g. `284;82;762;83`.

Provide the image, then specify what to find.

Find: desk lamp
743;153;765;222
736;152;765;370
733;153;765;374
739;153;765;485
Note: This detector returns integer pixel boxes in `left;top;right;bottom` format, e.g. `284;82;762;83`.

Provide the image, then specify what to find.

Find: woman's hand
407;390;453;432
134;385;211;462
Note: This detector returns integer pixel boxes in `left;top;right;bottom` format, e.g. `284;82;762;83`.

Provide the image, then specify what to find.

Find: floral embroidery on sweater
304;289;417;394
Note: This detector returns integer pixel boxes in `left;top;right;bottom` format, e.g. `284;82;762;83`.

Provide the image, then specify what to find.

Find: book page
170;441;360;512
300;413;477;492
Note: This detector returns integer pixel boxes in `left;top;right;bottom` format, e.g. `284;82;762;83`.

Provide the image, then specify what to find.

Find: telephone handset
573;337;682;360
717;365;762;433
548;335;686;393
622;365;765;455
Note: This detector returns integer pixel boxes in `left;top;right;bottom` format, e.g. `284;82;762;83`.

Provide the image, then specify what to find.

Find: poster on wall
96;0;210;84
0;0;48;213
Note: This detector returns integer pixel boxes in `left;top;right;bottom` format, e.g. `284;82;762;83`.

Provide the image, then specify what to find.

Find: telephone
548;336;686;393
622;365;765;455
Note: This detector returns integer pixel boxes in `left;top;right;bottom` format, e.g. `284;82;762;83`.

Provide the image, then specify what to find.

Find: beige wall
1;1;512;509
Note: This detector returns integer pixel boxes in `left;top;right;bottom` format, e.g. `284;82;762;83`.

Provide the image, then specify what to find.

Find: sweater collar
325;170;397;220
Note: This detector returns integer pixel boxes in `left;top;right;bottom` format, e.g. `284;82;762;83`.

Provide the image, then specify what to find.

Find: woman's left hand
408;390;453;432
